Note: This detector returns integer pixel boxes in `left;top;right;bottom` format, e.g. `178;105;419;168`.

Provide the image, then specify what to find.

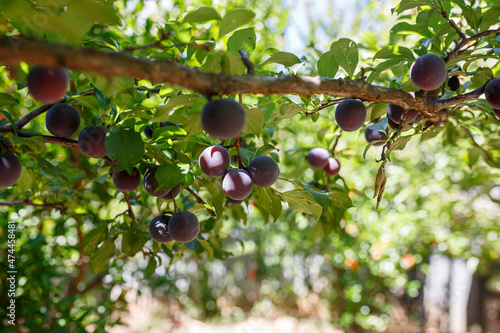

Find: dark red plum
79;125;109;158
335;99;366;132
149;215;173;243
27;66;69;103
167;211;200;243
198;145;230;177
247;156;280;187
113;167;141;192
324;157;340;176
307;147;330;169
410;54;447;91
201;99;246;140
0;153;22;188
46;103;81;138
222;169;254;200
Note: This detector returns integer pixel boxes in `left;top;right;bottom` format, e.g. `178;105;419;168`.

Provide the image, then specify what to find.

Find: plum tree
221;169;254;200
387;104;419;124
198;145;230;177
410;54;447;91
247;155;280;187
324;157;340;176
143;167;170;197
201;99;246;140
335;99;366;132
0;153;22;188
167;211;200;243
78;125;109;158
162;183;182;201
27;65;68;104
485;78;500;109
45;103;81;138
113;167;141;192
448;76;460;91
144;121;179;139
149;215;173;243
307;147;330;168
365;127;388;146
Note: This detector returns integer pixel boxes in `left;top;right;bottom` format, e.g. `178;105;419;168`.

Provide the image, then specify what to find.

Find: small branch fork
444;28;500;63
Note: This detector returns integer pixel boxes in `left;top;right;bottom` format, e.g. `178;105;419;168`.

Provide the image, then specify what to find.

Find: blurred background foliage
0;0;499;332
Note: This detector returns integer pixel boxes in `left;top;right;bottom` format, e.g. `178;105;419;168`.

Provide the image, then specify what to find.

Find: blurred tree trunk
466;273;486;329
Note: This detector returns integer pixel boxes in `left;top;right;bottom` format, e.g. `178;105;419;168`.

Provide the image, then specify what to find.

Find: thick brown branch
0;37;491;122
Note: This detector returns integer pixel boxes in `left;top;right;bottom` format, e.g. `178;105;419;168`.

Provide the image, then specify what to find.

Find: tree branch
445;28;500;63
0;198;65;210
1;130;80;149
0;37;488;123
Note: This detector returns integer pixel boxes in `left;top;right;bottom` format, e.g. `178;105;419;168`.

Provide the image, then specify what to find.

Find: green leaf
330;38;358;78
221;53;246;75
256;144;278;156
17;167;32;192
197;238;214;257
387;135;412;158
478;7;500;31
155;164;184;190
328;189;353;209
67;0;120;26
89;237;115;274
219;8;255;37
227;28;256;54
392;0;435;14
304;184;330;210
83;225;107;254
257;52;301;67
317;52;339;78
243;107;265;135
198;178;224;219
282;189;323;219
122;231;147;256
0;93;17;106
184;7;220;24
105;127;144;174
254;187;282;221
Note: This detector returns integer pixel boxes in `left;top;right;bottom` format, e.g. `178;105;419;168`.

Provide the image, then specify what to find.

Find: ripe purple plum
144;121;179;139
143;167;170;197
0;153;22;188
247;156;280;187
335;99;366;132
222;169;254;200
113;167;141;192
46;103;81;138
162;183;182;201
167;211;200;243
149;215;173;243
198;145;230;177
307;147;330;169
494;108;500;120
364;127;388;146
324;157;340;176
410;54;447;91
485;78;500;109
388;104;418;124
387;117;400;130
78;125;109;158
448;76;460;91
201;99;246;140
27;66;69;103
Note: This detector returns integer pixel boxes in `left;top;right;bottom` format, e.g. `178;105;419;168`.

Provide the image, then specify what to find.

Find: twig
239;50;255;75
0;198;65;210
440;10;465;39
123;191;137;222
445;28;500;63
0;130;80;149
330;130;342;156
183;186;216;217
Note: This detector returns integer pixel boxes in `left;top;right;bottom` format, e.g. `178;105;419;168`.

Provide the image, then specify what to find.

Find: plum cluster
149;211;200;243
307;147;340;176
198;145;279;201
